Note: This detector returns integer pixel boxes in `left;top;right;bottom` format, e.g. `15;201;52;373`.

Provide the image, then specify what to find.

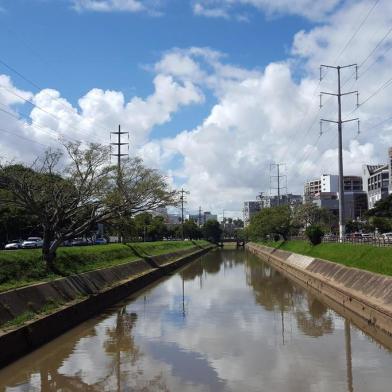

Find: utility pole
110;124;129;176
110;124;129;243
270;163;287;206
179;188;189;240
320;64;359;242
198;206;202;227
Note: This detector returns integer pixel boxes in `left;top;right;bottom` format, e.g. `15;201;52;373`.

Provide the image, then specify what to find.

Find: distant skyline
0;0;392;217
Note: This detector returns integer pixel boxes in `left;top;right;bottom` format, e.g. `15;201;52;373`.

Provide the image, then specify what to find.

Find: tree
202;220;222;243
0;196;40;246
0;142;177;273
367;194;392;218
181;219;202;240
305;225;324;245
292;203;337;232
247;206;292;241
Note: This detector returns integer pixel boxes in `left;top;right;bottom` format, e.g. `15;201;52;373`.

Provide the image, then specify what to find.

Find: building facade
305;174;362;202
362;164;389;209
188;211;218;226
243;201;261;227
305;174;366;221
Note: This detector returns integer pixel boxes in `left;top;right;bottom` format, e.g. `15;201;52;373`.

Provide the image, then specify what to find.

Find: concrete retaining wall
0;244;214;368
246;242;392;339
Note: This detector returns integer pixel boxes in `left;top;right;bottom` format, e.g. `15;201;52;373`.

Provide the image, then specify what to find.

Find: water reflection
1;249;392;391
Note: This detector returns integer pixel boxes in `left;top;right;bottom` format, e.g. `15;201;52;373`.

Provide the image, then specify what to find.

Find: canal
1;249;392;391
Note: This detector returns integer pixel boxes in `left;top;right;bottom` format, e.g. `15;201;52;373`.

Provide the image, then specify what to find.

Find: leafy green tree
248;206;291;241
181;219;202;240
148;216;167;241
0;199;40;246
0;142;177;273
292;203;337;232
202;220;222;243
367;194;392;218
305;225;324;245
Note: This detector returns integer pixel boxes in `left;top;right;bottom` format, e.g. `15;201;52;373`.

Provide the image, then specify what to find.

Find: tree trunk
42;233;63;275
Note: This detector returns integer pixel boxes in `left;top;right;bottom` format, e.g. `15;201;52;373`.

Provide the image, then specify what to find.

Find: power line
0;59;41;90
332;0;380;66
0;105;66;141
359;75;392;107
0;126;49;148
0;84;105;143
0;57;110;140
359;25;392;69
295;0;381;149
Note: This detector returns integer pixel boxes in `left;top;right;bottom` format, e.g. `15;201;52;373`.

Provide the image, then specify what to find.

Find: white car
21;237;43;249
4;240;23;250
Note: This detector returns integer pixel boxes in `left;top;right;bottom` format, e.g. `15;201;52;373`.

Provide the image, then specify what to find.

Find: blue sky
0;0;391;216
0;0;309;134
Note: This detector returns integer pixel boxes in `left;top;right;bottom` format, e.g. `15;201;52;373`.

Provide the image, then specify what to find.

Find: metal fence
322;236;392;247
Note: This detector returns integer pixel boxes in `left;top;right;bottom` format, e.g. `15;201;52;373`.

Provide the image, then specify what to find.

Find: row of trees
107;212;223;243
246;195;392;242
245;203;337;241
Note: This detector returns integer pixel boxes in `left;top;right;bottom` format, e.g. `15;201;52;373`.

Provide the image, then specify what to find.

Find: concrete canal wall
247;242;392;338
0;244;215;368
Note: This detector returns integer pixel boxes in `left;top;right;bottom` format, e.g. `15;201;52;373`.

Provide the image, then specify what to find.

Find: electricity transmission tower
270;163;287;206
320;64;359;242
110;124;129;175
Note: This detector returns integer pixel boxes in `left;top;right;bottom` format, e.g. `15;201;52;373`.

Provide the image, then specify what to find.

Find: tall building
362;164;389;209
304;174;362;202
188;211;217;226
243;201;261;227
305;174;366;221
257;193;302;208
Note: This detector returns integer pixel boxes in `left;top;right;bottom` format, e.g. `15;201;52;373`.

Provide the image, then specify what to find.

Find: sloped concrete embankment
0;244;215;368
246;242;392;338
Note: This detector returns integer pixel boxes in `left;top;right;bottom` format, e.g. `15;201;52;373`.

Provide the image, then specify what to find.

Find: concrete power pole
320;64;359;242
179;188;189;240
198;206;202;227
110;124;129;243
110;124;129;176
270;163;287;206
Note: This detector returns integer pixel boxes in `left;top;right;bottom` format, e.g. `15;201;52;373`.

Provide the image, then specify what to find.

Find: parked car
4;240;23;250
70;238;90;246
94;238;108;245
21;237;43;249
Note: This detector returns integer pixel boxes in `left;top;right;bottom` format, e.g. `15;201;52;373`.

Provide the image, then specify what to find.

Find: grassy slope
258;240;392;276
0;240;210;292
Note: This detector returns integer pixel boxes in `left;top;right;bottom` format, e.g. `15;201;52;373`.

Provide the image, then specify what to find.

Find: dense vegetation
245;203;336;241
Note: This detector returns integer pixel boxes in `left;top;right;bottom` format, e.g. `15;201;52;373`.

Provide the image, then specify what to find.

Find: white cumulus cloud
72;0;160;14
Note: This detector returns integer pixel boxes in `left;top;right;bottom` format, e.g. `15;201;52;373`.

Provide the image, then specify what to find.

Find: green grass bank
0;240;209;292
258;240;392;276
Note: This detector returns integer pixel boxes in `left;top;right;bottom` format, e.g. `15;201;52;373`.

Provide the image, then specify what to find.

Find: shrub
305;225;324;245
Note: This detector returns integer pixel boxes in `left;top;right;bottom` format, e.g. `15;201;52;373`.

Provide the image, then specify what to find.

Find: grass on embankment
258;240;392;276
0;240;209;292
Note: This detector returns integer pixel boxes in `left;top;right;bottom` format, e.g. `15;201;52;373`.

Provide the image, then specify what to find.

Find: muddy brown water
1;249;392;391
